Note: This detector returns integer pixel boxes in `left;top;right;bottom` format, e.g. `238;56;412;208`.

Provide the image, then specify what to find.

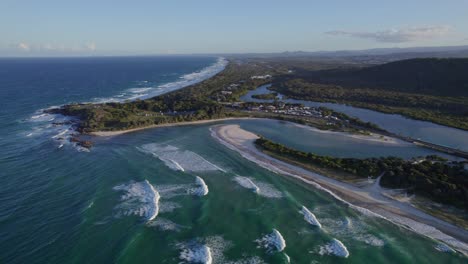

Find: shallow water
0;58;466;263
241;84;468;152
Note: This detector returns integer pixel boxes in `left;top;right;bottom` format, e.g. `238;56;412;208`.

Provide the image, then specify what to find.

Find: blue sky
1;0;468;56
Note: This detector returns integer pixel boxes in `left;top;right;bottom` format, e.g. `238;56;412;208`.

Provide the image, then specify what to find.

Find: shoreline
292;123;405;145
210;124;468;255
89;117;259;136
89;117;397;146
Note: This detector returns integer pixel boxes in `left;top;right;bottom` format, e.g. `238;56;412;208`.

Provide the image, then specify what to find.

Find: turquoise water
241;84;468;152
0;58;466;263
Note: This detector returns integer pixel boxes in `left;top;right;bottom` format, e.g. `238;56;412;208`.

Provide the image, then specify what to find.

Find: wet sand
211;124;468;255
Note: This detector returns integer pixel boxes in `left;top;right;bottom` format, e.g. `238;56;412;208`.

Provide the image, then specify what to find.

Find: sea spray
318;238;349;258
194;176;209;196
180;244;213;264
300;206;322;228
113;180;160;222
255;229;286;253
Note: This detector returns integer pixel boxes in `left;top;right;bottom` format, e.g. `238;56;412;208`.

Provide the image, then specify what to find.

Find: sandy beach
211;124;468;255
90;117;398;147
89;117;258;136
292;123;405;145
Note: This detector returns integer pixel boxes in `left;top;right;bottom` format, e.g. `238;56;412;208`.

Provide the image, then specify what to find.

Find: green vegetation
270;58;468;130
317;106;383;132
298;58;468;96
251;92;278;100
51;57;468;132
49;60;273;132
255;137;468;209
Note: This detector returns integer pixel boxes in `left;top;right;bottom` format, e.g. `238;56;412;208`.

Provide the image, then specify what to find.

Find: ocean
0;56;465;263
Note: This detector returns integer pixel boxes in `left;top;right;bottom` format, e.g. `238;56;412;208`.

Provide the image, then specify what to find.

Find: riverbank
89;117;258;136
90;117;399;147
211;124;468;255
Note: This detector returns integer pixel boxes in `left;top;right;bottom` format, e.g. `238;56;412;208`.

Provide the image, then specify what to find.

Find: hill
296;58;468;96
270;58;468;130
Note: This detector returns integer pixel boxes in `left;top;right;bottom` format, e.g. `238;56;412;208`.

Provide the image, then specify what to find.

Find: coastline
89;117;258;136
292;123;405;145
210;124;468;255
89;117;397;145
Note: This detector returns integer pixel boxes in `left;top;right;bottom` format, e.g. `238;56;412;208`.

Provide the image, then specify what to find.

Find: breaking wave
26;57;226;152
180;244;212;264
178;236;265;264
113;180;160;222
435;243;456;253
91;57;227;103
300;206;322;228
234;176;260;193
320;216;385;247
233;176;282;198
139;143;225;172
318;238;349;258
25;108;86;151
255;229;286;253
192;176;209;196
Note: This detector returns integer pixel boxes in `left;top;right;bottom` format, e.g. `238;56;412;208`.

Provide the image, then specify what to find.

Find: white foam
26;57;226;153
233;176;282;198
128;87;152;94
435;243;456;253
194;176;209;196
234;176;260;193
255;229;286;252
147;218;182;232
355;234;385;247
180;244;213;264
179;236;264;264
51;129;68;139
159;201;182;213
140;143;225;172
170;159;185;172
90;57;227;103
113;180;160;222
25;109;89;152
31;113;47;119
252;181;283;198
319;216;386;247
300;206;322;228
318;238;349;258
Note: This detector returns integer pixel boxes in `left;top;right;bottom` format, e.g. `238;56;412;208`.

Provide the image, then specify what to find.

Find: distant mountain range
229;45;468;63
281;45;468;57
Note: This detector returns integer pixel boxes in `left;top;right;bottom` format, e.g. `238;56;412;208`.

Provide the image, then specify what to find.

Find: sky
1;0;468;56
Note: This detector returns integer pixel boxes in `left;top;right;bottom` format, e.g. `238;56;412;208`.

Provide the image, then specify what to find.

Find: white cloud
17;42;30;51
12;42;97;53
325;26;452;43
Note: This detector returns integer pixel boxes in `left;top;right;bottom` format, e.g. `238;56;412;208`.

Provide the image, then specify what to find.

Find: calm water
0;58;466;263
241;84;468;152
